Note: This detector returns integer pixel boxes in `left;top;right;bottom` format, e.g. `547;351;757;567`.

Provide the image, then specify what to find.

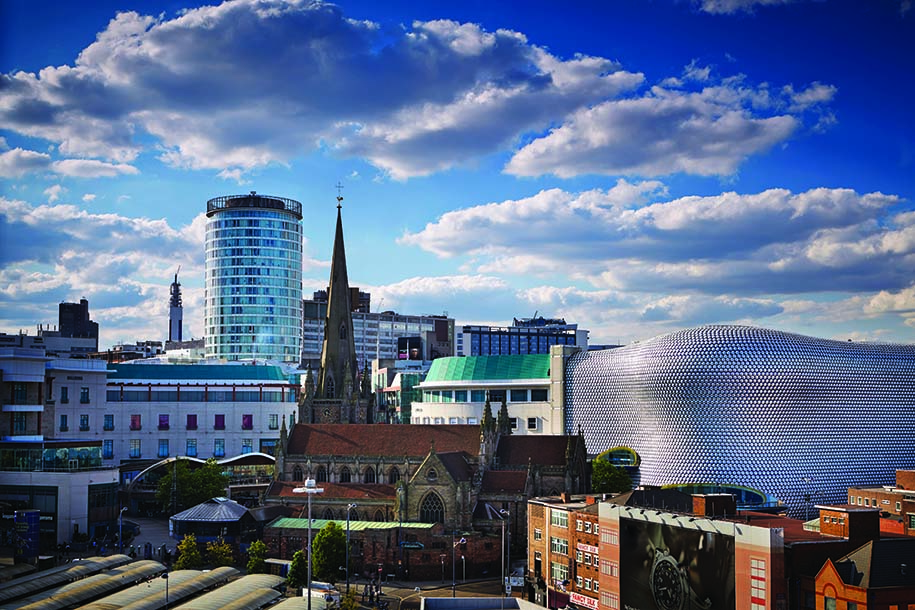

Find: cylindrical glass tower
205;191;303;362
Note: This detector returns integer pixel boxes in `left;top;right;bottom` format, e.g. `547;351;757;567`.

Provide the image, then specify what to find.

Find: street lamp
345;503;357;594
462;555;465;583
440;554;446;584
451;533;465;598
499;508;510;600
294;478;325;610
118;506;128;554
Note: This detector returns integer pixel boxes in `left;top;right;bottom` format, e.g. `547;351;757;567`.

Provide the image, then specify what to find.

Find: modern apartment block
204;192;303;362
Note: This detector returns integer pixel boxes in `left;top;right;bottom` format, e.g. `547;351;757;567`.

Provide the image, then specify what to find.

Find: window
584;578;591;591
509;417;518;430
214;414;225;430
293;466;304;481
79;414;89;431
470;390;486;402
214;438;225;457
584;553;591;566
241;439;253;454
751;558;766;609
575;576;583;588
527;417;537;430
576;550;583;563
158;439;169;458
80;387;90;403
550;537;568;555
420;492;445;523
531;389;548;401
158;414;169;430
340;467;352;483
316;466;327;482
130;414;141;430
104;414;114;431
824;598;835;610
534;528;542;541
388;467;400;485
551;511;568;528
187;439;197;457
593;581;599;593
187;414;197;430
129;439;141;458
594;524;599;535
864;498;870;506
454;390;467;402
467;417;478;425
11;412;25;434
510;389;527;402
550;561;569;583
59;414;68;431
897;501;902;511
325;378;335;399
242;414;253;430
103;440;113;459
364;467;376;483
449;417;458;424
269;414;279;430
584;522;592;533
60;386;69;403
576;519;584;531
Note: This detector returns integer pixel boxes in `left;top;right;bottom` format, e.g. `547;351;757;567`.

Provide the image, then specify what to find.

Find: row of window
121;437;273;459
292;464;401;485
62;413;290;432
106;389;295;403
422;389;549;403
849;494;901;511
573;576;598;592
575;550;598;566
59;386;91;404
411;416;539;430
575;519;599;534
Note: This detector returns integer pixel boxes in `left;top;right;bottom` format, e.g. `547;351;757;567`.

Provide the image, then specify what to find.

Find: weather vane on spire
335;181;344;209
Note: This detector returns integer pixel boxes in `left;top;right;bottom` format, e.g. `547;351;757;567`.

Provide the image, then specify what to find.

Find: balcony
158;424;170;431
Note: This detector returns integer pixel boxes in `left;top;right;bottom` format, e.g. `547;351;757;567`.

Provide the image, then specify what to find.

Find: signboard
400;541;424;549
509;576;524;587
576;542;598;554
569;592;599;610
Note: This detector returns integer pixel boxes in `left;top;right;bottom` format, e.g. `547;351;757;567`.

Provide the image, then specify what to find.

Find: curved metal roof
14;560;166;610
423;354;550;384
0;555;132;605
172;574;285;610
80;567;238;610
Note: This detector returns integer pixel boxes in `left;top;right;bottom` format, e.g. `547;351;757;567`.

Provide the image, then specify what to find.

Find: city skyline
2;0;914;349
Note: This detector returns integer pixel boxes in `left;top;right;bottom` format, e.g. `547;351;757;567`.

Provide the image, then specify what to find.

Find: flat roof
107;363;289;381
423;354;550;383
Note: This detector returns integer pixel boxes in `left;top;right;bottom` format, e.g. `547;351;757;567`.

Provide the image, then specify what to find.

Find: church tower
299;193;370;424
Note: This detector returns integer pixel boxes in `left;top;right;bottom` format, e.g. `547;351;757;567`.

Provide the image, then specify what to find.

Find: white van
307;581;342;605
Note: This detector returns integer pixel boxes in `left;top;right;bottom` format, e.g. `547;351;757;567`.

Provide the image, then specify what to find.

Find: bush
246;540;267;574
175;534;202;570
206;537;234;567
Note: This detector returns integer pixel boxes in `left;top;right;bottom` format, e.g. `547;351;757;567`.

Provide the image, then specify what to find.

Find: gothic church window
420;492;445;524
326;378;335;399
316;466;328;483
324;508;335;520
374;509;385;522
293;466;303;481
365;467;376;483
341;466;352;483
388;468;400;485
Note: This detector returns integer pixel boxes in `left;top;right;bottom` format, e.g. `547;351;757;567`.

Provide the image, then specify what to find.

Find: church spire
317;195;358;405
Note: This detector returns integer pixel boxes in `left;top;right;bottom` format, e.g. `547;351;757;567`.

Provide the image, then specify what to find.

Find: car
308;581;341;605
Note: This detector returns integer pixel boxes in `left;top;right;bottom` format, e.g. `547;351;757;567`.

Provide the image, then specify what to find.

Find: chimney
560;492;571;503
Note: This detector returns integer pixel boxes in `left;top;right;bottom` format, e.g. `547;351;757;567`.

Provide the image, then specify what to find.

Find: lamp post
462;555;465;583
440;554;446;584
346;503;357;594
499;508;510;600
451;533;465;598
162;571;169;610
118;506;128;554
293;478;324;610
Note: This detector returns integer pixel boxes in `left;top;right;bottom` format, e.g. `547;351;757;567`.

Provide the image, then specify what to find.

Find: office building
204;192;303;362
457;316;587;357
562;325;915;517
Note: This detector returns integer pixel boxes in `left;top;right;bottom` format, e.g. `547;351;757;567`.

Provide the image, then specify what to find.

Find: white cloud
0;148;51;177
505;84;798;178
784;82;837;111
82;193;97;202
697;0;797;14
51;159;139;178
402;184;906;296
43;184;65;203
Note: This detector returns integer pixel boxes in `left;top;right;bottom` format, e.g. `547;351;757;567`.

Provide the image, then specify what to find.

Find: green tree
312;521;346;583
207;537;234;567
591;458;632;494
340;590;359;610
287;549;308;589
246;540;268;574
156;458;229;514
174;534;202;570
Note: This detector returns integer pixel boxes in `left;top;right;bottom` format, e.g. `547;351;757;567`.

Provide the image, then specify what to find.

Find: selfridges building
564;325;915;515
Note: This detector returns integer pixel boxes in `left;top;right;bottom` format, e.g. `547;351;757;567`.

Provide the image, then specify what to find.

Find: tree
312;521;346;583
591;458;632;494
207;537;234;567
340;590;359;610
287;549;308;589
174;534;202;570
246;540;268;574
156;458;229;514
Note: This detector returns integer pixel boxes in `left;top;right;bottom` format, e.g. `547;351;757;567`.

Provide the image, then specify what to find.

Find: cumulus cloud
51;159;139;178
402;183;906;296
43;184;65;203
0;1;646;180
0;148;51;177
82;193;96;202
697;0;797;14
0;197;206;343
0;147;138;178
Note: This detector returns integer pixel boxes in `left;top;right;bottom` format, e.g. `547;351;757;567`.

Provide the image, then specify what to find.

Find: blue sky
1;0;914;348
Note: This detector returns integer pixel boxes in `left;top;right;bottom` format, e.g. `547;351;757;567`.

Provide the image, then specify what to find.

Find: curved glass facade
565;325;915;516
205;194;303;362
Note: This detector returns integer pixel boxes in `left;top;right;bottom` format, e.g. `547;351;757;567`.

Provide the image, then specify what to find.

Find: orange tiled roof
286;424;481;457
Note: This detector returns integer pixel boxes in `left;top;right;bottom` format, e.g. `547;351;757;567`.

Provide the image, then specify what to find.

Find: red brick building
847;470;915;536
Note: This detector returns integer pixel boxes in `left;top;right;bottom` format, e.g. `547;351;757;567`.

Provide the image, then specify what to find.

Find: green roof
268;518;436;531
107;364;289;381
424;354;550;383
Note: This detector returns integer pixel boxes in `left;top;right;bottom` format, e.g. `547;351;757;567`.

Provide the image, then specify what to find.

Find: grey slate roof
171;497;250;522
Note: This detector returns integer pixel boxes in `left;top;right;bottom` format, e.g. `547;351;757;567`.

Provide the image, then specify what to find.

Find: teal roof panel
107;364;288;381
424;355;550;383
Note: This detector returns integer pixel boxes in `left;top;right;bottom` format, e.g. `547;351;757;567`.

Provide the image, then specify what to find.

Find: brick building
847;470;915;536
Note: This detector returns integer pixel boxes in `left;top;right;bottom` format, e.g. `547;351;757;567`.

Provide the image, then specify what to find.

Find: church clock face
323;408;331;417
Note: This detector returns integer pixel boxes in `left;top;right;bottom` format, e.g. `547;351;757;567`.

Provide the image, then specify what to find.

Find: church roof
286;424;481;458
496;435;571;467
436;451;474;482
423;354;550;383
480;470;528;493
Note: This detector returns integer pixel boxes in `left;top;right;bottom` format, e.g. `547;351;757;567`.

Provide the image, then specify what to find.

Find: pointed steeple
481;395;494;433
497;398;512;436
317;201;358;402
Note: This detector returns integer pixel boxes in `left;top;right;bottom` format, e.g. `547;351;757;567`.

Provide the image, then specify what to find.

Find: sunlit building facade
204;192;303;362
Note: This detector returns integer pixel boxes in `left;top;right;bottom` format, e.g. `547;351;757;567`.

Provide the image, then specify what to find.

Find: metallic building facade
205;192;303;362
564;325;915;516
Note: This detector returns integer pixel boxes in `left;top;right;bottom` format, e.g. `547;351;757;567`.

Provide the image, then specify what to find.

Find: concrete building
412;354;562;435
168;269;183;343
0;348;119;550
562;325;915;516
456;317;587;357
204;192;303;362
